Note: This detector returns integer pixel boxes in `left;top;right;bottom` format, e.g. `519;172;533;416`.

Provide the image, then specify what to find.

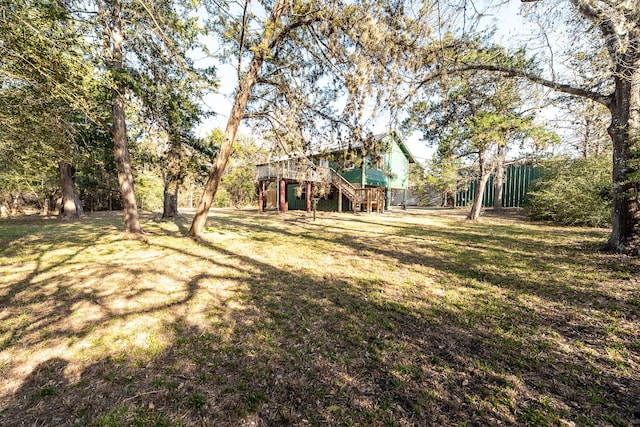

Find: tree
188;0;413;238
188;0;288;238
128;5;216;219
0;0;96;216
407;62;556;220
2;0;212;232
131;66;214;219
221;138;267;208
564;98;611;157
408;162;432;206
59;162;83;219
425;146;459;208
454;0;640;252
100;0;142;233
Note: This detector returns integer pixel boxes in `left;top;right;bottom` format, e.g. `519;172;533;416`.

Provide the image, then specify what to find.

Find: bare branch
454;64;613;107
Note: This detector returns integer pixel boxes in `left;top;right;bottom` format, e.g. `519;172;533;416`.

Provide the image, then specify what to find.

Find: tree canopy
2;0;640;252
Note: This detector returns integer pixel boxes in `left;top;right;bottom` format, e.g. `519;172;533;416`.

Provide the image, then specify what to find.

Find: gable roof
388;134;417;164
312;132;416;163
259;132;416;166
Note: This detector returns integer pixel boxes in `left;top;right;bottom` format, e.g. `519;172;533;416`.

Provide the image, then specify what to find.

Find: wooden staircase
329;169;384;213
255;161;384;213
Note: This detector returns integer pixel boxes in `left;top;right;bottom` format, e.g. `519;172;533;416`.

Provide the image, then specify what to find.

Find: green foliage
407;163;430;206
425;151;459;203
526;156;612;227
1;0;214;219
217;137;266;208
212;187;231;208
135;172;164;212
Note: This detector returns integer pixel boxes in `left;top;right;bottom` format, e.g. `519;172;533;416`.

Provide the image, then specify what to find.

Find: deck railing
257;161;386;213
256;161;331;183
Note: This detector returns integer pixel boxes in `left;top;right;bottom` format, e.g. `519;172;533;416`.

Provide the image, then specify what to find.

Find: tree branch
570;0;623;60
454;64;613;107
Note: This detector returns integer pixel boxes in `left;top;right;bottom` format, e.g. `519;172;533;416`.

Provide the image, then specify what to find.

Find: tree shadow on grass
202;212;638;309
0;211;638;426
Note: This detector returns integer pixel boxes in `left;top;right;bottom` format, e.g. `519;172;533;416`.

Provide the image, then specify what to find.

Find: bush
526;155;611;227
135;172;164;212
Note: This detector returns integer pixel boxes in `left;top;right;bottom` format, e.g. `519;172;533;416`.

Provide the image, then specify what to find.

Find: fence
456;163;542;208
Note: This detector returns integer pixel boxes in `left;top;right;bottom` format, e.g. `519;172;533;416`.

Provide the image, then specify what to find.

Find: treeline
2;0;638;251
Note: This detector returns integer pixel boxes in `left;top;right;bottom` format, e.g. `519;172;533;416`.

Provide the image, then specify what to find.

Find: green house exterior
256;133;415;213
336;134;413;189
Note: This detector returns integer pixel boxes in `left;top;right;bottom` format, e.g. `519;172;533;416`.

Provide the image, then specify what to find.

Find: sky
195;0;533;166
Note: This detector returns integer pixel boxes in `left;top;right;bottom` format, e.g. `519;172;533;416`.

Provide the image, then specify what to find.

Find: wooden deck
256;161;385;213
256;162;331;183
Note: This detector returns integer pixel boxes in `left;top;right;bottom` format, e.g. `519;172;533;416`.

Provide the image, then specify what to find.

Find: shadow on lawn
0;211;638;426
207;212;637;308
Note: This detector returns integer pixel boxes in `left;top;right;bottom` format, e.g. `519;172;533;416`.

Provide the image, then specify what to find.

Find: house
255;132;416;213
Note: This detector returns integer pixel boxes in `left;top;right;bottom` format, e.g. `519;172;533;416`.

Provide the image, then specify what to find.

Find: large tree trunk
108;0;142;235
162;144;182;218
59;162;81;219
188;0;286;239
162;179;179;218
441;191;448;207
467;151;490;221
493;145;506;212
603;71;640;254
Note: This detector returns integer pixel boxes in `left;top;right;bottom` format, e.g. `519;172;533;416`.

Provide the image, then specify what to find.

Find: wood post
258;181;264;213
338;187;342;213
306;181;311;213
279;179;287;213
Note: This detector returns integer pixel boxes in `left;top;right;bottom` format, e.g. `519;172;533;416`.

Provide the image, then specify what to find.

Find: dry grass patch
0;208;638;426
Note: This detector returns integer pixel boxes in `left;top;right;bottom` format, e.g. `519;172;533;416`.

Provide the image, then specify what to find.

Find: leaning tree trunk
108;0;142;235
467;151;491;221
188;0;286;239
59;162;81;219
603;71;640;254
493;145;506;212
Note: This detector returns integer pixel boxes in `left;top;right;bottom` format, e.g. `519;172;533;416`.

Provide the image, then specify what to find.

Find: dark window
296;186;307;200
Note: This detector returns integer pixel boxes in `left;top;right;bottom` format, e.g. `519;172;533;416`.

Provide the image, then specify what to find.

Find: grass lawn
0;208;638;426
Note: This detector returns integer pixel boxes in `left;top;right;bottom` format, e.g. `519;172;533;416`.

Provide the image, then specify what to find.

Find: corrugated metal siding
365;165;387;187
456;163;542;208
336;168;362;184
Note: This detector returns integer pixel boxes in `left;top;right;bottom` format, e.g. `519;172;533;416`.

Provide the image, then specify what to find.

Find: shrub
526;155;611;227
134;172;164;211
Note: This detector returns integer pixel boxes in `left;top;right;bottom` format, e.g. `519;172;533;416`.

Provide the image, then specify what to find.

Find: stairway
328;169;384;213
329;169;357;202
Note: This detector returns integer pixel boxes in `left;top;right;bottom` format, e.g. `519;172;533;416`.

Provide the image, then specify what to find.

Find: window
375;156;384;170
343;161;355;171
295;186;306;200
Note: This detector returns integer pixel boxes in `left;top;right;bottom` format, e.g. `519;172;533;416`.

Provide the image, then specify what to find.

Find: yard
0;208;638;426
